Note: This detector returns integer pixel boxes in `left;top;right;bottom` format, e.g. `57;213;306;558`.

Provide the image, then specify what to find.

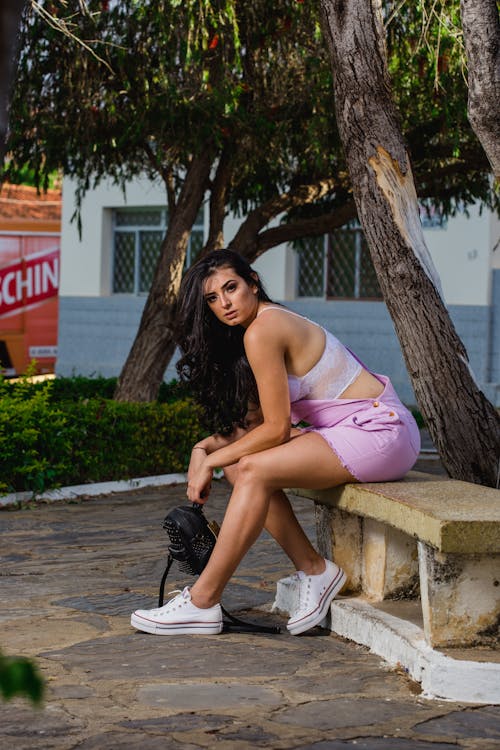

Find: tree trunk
319;0;500;486
114;150;213;401
460;0;500;181
0;0;25;164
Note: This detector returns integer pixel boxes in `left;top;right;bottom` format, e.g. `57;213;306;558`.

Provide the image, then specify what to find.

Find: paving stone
119;714;233;732
294;740;461;749
274;697;431;731
415;706;500;739
69;611;110;632
2;553;31;562
137;682;283;710
0;703;85;739
42;632;329;680
53;592;154;616
72;732;200;749
50;684;95;699
216;724;281;743
273;668;400;698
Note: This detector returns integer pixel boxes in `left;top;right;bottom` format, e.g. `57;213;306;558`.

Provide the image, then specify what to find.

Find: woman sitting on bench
131;249;420;636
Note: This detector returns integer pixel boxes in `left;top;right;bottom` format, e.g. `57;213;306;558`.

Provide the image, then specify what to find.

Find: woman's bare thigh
239;432;357;490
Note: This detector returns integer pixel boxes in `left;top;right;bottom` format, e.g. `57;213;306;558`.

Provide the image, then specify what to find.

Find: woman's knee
223;463;238;485
234;454;270;488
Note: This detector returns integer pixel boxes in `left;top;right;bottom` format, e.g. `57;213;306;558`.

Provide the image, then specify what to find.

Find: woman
131;249;420;636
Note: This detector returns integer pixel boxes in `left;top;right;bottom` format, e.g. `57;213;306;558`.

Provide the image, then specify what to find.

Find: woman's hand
187;460;213;504
187;445;214;503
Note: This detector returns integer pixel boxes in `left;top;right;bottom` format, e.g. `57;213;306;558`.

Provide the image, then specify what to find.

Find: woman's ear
250;272;259;293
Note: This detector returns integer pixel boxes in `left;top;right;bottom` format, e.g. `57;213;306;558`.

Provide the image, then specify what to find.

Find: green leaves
0;377;204;494
0;652;44;705
4;0;497;228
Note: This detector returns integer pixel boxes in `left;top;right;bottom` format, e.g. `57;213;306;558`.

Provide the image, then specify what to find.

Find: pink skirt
291;375;421;482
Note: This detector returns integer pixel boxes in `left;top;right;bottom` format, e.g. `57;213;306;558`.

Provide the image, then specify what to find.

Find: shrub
0;379;70;494
0;377;204;494
5;375;191;404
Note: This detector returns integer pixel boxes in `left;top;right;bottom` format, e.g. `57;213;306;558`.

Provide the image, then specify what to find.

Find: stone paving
1;474;499;749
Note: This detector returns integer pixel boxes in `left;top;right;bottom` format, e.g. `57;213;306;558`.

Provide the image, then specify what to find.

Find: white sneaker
287;559;346;636
130;587;223;635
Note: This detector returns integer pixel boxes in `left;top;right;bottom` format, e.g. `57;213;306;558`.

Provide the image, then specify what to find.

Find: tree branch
242;201;357;263
142;142;178;213
204;146;233;253
229;178;339;256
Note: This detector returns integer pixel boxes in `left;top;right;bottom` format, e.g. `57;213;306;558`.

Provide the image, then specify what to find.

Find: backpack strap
158;554;174;607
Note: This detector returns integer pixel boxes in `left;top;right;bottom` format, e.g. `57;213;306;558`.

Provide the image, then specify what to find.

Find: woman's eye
226;284;236;292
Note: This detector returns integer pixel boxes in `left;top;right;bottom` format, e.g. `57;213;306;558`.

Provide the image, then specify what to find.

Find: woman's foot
131;587;223;635
287;559;346;635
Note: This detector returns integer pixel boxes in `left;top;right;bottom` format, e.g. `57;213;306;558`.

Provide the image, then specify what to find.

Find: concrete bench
288;471;500;650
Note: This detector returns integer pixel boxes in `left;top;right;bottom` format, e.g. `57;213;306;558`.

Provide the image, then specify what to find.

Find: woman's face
203;266;259;328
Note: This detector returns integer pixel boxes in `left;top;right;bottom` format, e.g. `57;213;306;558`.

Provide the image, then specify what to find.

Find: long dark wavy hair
175;249;274;434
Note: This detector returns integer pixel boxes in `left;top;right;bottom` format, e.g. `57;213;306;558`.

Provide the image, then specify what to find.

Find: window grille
327;229;381;299
112;207;205;294
296;228;382;300
296;236;327;297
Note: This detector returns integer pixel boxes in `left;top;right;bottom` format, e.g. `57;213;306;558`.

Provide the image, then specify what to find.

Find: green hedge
6;375;191;404
0;377;204;495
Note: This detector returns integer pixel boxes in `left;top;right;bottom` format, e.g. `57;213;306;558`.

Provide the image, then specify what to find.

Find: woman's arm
187;320;291;502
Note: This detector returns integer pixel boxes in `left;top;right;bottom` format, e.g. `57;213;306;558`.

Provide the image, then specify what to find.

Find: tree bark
460;0;500;181
204;147;233;253
0;0;25;164
114;149;213;401
319;0;500;486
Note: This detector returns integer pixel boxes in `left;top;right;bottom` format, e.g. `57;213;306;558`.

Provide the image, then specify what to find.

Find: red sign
0;248;59;318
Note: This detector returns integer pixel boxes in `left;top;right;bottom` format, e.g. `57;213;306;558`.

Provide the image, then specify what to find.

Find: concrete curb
273;577;500;705
0;473;188;507
329;597;500;705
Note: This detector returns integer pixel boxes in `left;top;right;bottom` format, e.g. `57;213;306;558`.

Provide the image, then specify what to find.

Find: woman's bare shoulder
243;313;292;360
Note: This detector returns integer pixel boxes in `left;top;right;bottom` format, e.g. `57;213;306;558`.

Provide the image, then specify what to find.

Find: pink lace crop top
256;307;362;401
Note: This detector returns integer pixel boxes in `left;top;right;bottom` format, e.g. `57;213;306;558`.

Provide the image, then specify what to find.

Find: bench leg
314;505;419;599
418;542;500;648
362;518;419;600
315;504;362;592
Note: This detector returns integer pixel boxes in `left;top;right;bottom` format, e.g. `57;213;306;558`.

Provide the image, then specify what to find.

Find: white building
57;175;500;406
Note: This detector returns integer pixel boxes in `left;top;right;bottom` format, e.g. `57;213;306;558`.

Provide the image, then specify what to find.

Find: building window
326;229;382;299
112;207;204;294
296;236;327;297
296;228;382;300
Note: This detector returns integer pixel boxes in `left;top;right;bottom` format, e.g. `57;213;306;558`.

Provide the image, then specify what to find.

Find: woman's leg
190;432;355;608
224;464;322;575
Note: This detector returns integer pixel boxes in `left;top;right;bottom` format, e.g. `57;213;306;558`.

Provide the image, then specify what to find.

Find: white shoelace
292;571;309;610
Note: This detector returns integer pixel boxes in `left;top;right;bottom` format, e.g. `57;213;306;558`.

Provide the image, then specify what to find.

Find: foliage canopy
4;0;497;231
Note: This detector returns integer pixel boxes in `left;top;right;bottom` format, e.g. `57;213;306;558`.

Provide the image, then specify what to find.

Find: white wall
61;174;497;306
221;212;294;300
491;210;500;271
60;175;167;296
423;203;495;306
